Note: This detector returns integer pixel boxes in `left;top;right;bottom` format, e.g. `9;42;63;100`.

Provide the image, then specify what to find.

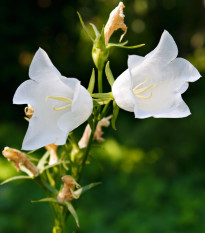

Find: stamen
133;76;150;92
133;76;157;100
46;96;72;111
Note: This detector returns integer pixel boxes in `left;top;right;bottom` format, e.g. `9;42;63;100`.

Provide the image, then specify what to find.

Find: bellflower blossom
112;30;201;118
13;48;93;150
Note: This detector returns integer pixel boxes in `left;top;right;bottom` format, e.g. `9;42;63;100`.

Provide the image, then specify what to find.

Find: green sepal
37;150;50;170
92;27;109;70
31;197;80;227
105;61;115;87
101;100;112;119
31;197;60;204
65;202;80;228
111;101;119;130
77;12;94;42
91;92;113;99
42;160;70;173
87;115;94;131
87;68;95;94
73;182;101;198
1;175;32;185
90;23;100;39
107;42;145;49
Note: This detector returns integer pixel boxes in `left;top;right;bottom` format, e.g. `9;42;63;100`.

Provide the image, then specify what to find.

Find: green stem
98;69;103;93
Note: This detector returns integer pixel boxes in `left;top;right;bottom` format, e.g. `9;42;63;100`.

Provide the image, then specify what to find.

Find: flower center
132;76;157;99
46;96;72;111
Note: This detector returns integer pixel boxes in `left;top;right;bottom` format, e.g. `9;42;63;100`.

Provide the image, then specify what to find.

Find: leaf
105;61;115;87
77;12;94;42
87;115;94;131
94;98;113;105
91;92;113;99
107;43;145;49
90;23;100;39
37;150;50;170
42;160;70;172
1;175;32;185
88;68;95;94
65;202;80;228
111;101;119;130
101;100;112;118
31;197;61;204
73;182;101;198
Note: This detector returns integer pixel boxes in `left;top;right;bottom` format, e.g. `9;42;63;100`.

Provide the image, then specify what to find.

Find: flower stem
98;69;103;93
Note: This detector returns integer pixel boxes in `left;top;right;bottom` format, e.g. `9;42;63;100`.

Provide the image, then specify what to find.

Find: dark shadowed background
1;0;205;232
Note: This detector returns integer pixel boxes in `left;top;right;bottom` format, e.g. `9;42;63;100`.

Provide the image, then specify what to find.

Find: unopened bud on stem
2;147;39;176
57;175;81;202
104;2;127;45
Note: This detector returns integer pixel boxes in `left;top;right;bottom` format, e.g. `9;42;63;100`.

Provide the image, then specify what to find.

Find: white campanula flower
13;48;93;150
112;30;201;118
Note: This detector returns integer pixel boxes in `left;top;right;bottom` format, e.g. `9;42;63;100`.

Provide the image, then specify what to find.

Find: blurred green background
1;0;205;232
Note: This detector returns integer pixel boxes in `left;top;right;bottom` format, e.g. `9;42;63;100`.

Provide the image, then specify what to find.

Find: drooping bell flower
112;30;201;118
13;48;93;150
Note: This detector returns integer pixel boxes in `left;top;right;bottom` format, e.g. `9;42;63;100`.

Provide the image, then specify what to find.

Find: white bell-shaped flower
112;30;201;118
13;48;93;150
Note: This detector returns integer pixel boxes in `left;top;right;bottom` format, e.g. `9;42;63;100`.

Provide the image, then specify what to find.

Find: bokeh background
1;0;205;232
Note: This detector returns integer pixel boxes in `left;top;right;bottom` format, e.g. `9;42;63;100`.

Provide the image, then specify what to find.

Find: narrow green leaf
74;182;101;198
37;150;50;170
105;61;115;87
90;23;100;39
87;115;94;131
112;101;119;130
91;92;113;99
101;100;112;118
31;197;62;205
42;160;70;173
65;202;80;228
77;12;94;42
1;175;32;185
107;43;145;49
107;41;128;47
88;68;95;94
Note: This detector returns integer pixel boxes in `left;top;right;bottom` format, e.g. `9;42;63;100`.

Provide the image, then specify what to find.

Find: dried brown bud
57;175;80;202
45;143;58;165
78;116;112;148
2;147;39;176
25;104;34;119
104;2;127;45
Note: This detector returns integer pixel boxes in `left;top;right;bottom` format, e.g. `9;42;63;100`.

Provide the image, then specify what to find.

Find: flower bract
112;30;201;118
13;48;93;150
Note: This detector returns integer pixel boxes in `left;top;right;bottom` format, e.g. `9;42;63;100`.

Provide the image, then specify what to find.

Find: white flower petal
145;30;178;64
58;85;93;132
112;69;135;112
169;58;201;83
14;49;93;150
113;30;201;119
29;48;61;82
13;80;38;105
22;117;67;150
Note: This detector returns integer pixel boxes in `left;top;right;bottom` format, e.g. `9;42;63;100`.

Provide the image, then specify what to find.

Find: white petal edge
112;69;135;112
145;30;178;64
29;48;61;82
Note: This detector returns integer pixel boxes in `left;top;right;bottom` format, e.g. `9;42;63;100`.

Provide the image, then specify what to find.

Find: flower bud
104;2;127;45
92;28;109;70
2;147;39;176
45;143;58;165
78;116;112;148
57;175;80;202
25;104;34;119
